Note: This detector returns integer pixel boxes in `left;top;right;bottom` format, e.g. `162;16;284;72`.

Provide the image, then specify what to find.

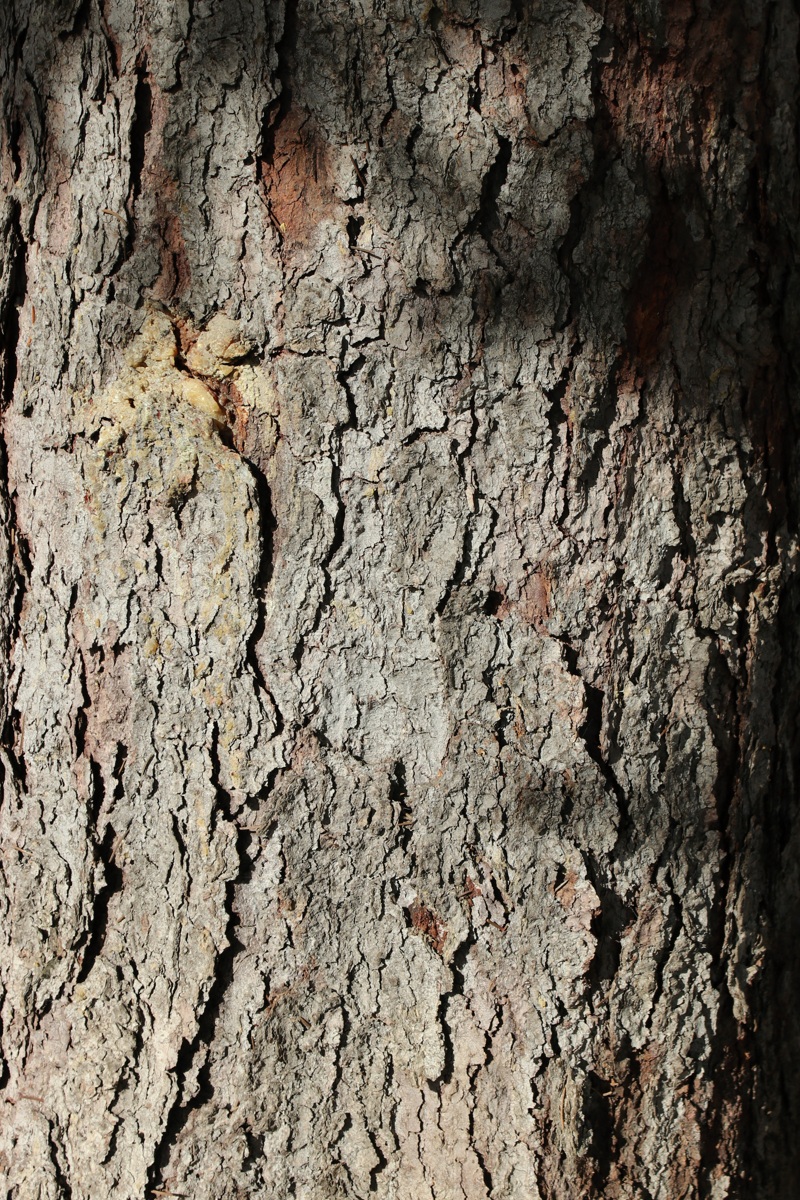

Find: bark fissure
116;54;152;277
146;725;248;1196
48;1124;74;1200
260;0;299;171
74;821;122;985
1;199;26;414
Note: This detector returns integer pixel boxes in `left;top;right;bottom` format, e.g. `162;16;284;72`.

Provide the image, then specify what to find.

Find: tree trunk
1;0;798;1196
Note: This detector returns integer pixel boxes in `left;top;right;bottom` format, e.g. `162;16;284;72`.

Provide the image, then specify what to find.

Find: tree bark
1;0;799;1196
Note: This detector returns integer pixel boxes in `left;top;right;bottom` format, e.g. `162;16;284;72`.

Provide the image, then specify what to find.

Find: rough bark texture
1;0;799;1196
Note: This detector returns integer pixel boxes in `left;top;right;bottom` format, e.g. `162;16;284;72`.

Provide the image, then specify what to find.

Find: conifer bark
1;1;799;1196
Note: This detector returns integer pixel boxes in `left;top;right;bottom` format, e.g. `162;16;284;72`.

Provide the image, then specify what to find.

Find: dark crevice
698;638;748;1188
336;353;362;430
11;23;28;85
87;754;104;828
260;0;299;167
647;887;683;1020
389;760;412;850
483;589;503;616
1;199;27;413
545;365;570;430
146;725;251;1198
468;58;482;114
8;492;31;648
544;363;573;528
464;133;511;246
493;705;514;759
479;134;511;241
75;821;123;985
579;681;625;807
472;1114;494;1197
378;45;398;144
436;520;474;617
368;1134;389;1193
242;1125;265;1177
585;1070;615;1192
574;374;618;494
549;1012;563;1058
497;0;524;44
129;58;151;206
405;123;422;168
400;418;449;447
241;455;284;732
47;1125;73;1200
242;1126;265;1172
436;406;487;616
433;995;456;1090
346;214;364;250
121;56;152;265
558;639;633;881
432;925;478;1090
442;501;497;618
585;854;635;990
9;115;22;182
556;189;586;333
424;5;442;31
1;709;27;789
98;0;121;77
558;638;626;811
332;1117;355;1190
111;741;127;803
171;0;195;91
58;0;91;40
558;635;578;676
293;354;360;668
329;996;351;1101
74;652;90;761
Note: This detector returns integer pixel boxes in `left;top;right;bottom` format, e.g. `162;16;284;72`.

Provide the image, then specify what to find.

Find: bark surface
1;1;799;1197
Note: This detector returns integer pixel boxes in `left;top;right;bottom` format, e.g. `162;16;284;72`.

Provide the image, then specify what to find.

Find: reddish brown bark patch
519;569;551;630
595;0;767;376
407;900;447;956
151;205;191;303
597;0;759;172
487;568;550;630
624;200;693;370
260;109;341;246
